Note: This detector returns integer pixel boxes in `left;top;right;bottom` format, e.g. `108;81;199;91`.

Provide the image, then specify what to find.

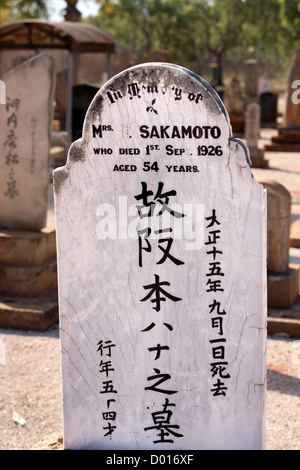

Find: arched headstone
54;63;267;450
245;102;268;168
260;179;300;308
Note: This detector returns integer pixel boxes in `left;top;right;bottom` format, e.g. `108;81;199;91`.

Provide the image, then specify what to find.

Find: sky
47;0;99;21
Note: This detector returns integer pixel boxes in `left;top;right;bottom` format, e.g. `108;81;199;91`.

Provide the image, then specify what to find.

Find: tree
89;0;300;83
0;0;49;23
90;0;203;62
278;0;300;51
189;0;249;85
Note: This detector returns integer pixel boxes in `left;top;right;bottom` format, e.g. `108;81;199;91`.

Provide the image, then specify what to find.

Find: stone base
0;227;57;296
0;293;58;331
0;226;56;266
265;143;300;152
0;259;57;297
267;264;300;308
0;226;58;330
290;219;300;248
264;127;300;152
268;294;300;338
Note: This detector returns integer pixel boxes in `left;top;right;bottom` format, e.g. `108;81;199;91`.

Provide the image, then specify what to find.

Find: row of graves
0;52;299;449
223;56;300;164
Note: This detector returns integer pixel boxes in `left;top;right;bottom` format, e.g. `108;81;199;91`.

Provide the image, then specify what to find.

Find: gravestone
0;53;58;331
260;180;299;308
0;53;54;230
245;102;268;168
72;83;99;142
223;77;245;132
244;59;259;103
265;54;300;151
245;102;260;148
260;92;278;126
284;54;300;128
54;63;267;450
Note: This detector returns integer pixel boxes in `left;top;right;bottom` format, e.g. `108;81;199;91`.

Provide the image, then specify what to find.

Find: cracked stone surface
53;64;267;450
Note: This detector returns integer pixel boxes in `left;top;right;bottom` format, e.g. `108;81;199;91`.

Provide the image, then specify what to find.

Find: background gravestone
284;54;300;129
222;77;245;133
0;53;54;231
260;179;300;308
54;63;267;450
0;53;58;332
265;54;300;152
245;102;268;168
260;92;278;127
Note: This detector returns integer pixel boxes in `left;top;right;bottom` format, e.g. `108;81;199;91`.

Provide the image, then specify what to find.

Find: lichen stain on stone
69;143;85;163
111;64;227;123
53;167;69;194
230;137;252;168
82;64;229;132
86;95;104;123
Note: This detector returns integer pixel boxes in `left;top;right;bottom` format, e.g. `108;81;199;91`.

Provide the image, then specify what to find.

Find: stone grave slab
265;54;300;152
0;226;58;330
0;295;58;332
54;63;267;450
284;54;300;129
0;53;58;331
245;102;268;168
222;78;245;133
0;226;56;266
0;53;54;231
260;180;300;308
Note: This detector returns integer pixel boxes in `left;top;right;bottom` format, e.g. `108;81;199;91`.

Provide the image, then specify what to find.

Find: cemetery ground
0;128;299;451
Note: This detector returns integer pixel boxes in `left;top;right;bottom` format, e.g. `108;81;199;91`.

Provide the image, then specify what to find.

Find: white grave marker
54;63;267;450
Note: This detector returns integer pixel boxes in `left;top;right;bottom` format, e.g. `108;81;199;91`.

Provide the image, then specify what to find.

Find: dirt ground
0;324;299;450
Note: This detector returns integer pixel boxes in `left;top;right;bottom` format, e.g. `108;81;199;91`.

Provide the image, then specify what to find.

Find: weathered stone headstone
223;78;244;115
245;102;260;148
285;54;300;128
0;53;58;331
54;63;267;450
260;180;300;308
265;54;300;152
223;77;245;133
245;102;268;168
0;53;54;230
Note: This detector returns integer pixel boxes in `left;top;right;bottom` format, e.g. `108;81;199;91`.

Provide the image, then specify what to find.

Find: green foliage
278;0;300;50
0;0;49;23
91;0;201;61
90;0;300;80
